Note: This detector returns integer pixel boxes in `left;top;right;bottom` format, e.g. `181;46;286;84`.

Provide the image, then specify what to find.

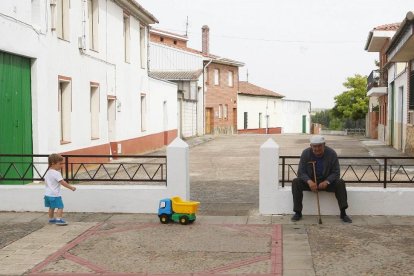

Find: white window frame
56;0;70;40
218;104;223;119
140;25;146;69
88;0;99;51
228;71;233;87
123;13;130;63
90;83;100;139
58;76;72;143
214;69;220;85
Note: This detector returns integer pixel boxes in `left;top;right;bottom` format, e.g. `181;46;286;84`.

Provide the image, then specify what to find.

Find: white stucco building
149;29;204;138
0;0;177;161
237;82;311;134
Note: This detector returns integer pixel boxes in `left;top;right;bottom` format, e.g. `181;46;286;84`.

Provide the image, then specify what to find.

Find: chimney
202;25;209;55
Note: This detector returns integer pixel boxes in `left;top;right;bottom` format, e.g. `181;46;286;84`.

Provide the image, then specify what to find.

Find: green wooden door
0;51;33;184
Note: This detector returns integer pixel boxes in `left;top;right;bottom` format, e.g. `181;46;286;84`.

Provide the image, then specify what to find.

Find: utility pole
246;69;249;82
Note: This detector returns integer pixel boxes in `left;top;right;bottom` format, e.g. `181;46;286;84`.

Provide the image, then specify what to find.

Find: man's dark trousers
291;178;348;213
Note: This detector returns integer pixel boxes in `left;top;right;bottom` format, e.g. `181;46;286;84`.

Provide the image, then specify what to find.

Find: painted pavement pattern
19;221;282;276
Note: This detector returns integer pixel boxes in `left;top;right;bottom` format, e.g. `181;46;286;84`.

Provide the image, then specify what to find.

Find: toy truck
158;196;200;225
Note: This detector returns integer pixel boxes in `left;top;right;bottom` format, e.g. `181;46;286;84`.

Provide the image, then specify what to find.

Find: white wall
388;66;408;151
281;100;311;133
149;42;203;71
260;139;414;216
0;0;176;155
182;101;197;137
0;138;190;213
237;95;283;130
237;96;310;133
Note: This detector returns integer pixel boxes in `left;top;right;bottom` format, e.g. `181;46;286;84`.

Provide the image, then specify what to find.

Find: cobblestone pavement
1;134;414;275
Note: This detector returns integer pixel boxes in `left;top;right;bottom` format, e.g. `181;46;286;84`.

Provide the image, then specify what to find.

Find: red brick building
202;26;244;134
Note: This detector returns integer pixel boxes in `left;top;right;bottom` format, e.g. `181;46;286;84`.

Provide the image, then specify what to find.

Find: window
141;94;146;131
90;83;100;139
218;104;223;119
123;13;130;62
58;77;72;143
214;69;220;85
228;71;233;87
190;82;197;100
55;0;70;40
173;40;177;45
160;37;164;42
31;0;41;27
140;25;146;68
88;0;99;51
224;104;228;119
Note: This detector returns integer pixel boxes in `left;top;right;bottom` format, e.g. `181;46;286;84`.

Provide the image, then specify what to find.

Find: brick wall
149;33;187;48
205;62;239;134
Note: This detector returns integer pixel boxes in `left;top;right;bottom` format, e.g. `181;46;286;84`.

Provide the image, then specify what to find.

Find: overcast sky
139;0;413;109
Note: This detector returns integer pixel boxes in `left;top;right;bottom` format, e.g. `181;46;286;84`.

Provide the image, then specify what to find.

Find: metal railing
0;154;167;185
280;156;414;188
345;128;366;136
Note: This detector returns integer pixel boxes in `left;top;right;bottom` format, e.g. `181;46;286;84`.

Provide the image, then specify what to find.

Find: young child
44;153;76;226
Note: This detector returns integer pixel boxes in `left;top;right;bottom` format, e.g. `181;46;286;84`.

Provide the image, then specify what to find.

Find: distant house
385;11;414;153
237;82;311;134
149;25;244;136
149;28;204;138
364;23;400;142
0;0;177;163
237;81;284;134
201;26;245;135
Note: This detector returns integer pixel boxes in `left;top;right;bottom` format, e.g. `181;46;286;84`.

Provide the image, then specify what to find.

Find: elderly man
291;135;352;223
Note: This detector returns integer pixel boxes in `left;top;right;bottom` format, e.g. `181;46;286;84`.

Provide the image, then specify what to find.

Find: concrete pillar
167;137;189;200
259;138;279;214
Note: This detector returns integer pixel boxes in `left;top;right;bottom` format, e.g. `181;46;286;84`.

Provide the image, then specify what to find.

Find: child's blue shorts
44;196;64;209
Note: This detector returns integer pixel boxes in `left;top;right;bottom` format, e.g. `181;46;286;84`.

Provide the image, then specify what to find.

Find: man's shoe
48;219;57;224
291;213;302;222
341;215;352;223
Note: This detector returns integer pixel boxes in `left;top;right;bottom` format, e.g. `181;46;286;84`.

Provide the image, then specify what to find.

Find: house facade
237;81;284;134
202;26;244;134
149;29;204;138
237;82;311;134
0;0;177;162
386;11;414;153
365;23;400;142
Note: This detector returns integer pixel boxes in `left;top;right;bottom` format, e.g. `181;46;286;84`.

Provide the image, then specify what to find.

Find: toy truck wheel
179;215;189;225
159;214;170;224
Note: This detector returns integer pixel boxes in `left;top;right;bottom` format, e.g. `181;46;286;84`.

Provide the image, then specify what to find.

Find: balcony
367;69;387;97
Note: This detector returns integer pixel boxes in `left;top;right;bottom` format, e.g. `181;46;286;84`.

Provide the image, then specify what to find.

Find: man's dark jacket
297;146;340;184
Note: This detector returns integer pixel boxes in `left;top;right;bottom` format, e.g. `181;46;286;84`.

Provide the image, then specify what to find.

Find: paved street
1;134;414;275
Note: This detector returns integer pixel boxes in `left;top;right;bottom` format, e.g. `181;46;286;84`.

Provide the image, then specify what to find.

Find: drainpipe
203;58;213;134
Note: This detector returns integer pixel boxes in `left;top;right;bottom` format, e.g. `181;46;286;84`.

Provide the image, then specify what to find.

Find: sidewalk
1;134;414;275
1;212;414;275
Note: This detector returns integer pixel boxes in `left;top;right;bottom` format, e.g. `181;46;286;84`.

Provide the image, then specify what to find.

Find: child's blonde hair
48;153;63;166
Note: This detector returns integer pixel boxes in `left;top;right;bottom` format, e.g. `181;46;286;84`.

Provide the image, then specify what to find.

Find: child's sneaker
55;219;68;226
48;218;57;224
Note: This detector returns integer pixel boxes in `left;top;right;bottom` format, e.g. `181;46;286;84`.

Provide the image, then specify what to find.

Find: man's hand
71;186;76;191
307;180;318;192
318;180;329;190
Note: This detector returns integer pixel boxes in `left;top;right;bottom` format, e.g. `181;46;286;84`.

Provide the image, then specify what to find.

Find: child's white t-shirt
44;169;63;197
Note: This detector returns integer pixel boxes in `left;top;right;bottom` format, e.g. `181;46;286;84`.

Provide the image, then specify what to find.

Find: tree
332;74;368;121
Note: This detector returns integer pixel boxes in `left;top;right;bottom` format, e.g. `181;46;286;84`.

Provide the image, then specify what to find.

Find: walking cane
309;161;322;224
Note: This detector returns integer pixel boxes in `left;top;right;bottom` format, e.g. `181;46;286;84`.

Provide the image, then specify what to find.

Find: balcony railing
280;156;414;188
367;69;387;91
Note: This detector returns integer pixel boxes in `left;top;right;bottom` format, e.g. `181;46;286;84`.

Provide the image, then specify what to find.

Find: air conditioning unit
78;36;86;50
